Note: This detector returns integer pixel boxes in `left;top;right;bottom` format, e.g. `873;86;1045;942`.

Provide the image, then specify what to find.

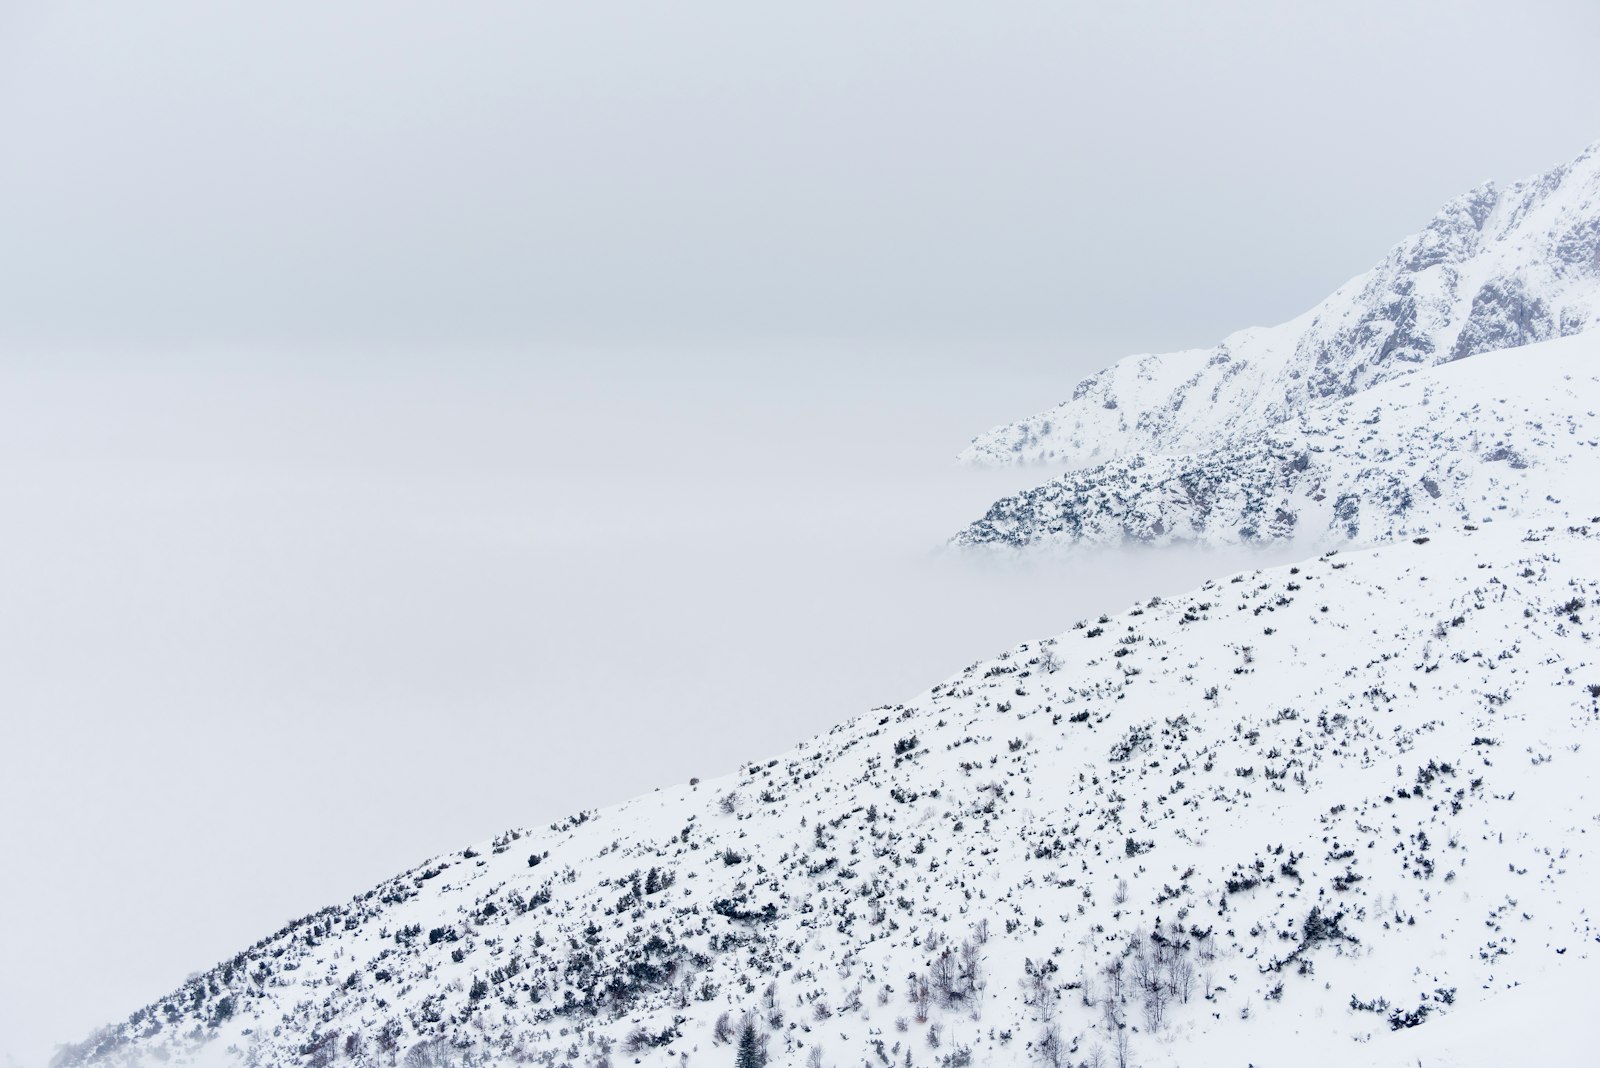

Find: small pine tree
735;1021;762;1068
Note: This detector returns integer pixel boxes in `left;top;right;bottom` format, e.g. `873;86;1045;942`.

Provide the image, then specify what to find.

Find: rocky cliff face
959;142;1600;467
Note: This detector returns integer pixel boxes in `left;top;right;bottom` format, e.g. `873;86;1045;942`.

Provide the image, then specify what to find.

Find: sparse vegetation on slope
59;523;1600;1068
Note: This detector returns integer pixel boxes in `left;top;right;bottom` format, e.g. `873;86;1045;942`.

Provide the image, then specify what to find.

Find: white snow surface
59;521;1600;1068
951;329;1600;551
958;140;1600;468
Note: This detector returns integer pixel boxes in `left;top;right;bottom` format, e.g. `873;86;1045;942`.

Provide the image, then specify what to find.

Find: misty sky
2;1;1597;352
2;2;1598;1065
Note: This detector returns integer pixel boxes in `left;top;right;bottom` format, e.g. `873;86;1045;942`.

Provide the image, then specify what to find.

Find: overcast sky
2;0;1597;353
2;2;1598;1065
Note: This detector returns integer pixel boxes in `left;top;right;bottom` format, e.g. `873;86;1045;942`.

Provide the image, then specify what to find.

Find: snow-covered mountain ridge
60;522;1600;1068
951;330;1600;551
959;141;1600;467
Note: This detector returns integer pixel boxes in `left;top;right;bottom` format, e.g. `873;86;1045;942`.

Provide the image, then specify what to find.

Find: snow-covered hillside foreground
959;140;1600;467
60;522;1600;1068
952;330;1600;552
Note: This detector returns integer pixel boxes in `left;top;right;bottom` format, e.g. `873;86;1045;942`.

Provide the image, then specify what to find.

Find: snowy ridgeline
61;522;1600;1068
951;330;1600;551
960;140;1600;468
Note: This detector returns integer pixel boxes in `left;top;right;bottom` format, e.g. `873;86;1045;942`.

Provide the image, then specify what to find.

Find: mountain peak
959;139;1600;467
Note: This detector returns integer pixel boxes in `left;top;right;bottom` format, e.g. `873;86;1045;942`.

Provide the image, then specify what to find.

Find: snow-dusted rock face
60;525;1600;1068
959;141;1600;467
951;332;1600;551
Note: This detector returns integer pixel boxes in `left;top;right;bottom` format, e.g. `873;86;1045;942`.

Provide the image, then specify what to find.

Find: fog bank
0;345;1305;1064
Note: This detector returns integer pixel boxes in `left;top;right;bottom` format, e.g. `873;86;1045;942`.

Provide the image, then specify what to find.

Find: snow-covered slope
59;523;1600;1068
951;331;1600;551
959;141;1600;467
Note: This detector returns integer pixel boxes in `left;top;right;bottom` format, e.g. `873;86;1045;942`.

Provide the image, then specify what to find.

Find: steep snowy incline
959;140;1600;466
951;330;1600;551
59;524;1600;1068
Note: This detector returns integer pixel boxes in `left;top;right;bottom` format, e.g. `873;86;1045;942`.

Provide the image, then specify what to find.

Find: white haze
0;345;1312;1064
3;1;1598;1064
2;1;1598;354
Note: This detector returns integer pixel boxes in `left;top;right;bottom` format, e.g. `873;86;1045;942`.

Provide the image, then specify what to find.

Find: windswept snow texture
960;140;1600;467
951;331;1600;551
61;525;1600;1068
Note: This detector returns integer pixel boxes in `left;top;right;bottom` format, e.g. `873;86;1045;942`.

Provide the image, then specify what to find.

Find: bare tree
932;948;959;1007
1131;938;1170;1030
1102;956;1126;1009
1169;949;1195;1004
403;1039;456;1068
1023;957;1059;1020
961;939;983;989
1037;1024;1065;1068
911;975;932;1023
763;980;784;1029
965;939;988;1020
